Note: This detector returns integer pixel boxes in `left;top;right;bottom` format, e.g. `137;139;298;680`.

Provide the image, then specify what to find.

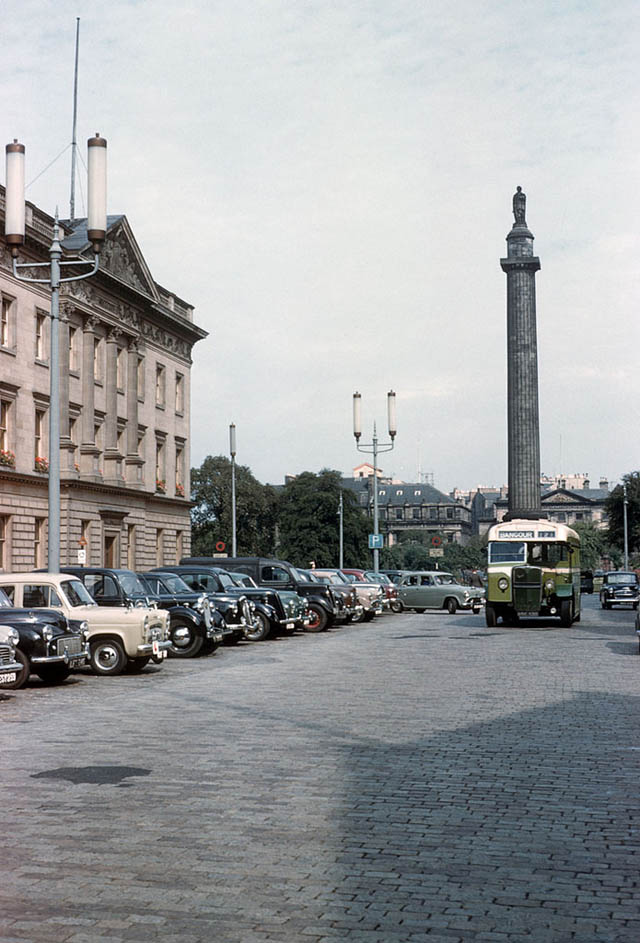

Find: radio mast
69;17;80;221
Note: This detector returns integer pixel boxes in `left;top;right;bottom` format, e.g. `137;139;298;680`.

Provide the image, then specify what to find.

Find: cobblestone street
1;597;639;942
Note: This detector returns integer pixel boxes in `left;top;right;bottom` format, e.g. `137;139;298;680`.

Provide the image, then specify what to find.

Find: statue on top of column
513;186;526;225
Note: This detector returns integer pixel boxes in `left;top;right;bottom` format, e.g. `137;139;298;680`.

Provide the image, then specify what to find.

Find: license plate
0;671;17;684
286;622;294;630
152;640;159;655
69;657;85;668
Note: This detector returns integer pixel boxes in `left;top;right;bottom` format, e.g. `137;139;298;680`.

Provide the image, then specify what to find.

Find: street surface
1;596;639;943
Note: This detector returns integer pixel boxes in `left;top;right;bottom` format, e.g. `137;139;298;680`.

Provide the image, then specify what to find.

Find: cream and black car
0;573;170;676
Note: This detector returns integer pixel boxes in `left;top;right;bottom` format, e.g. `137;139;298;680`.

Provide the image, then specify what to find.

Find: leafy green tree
190;455;277;556
605;472;640;556
277;469;371;568
571;521;610;571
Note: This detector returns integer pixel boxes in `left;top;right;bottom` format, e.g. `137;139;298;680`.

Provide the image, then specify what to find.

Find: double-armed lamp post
353;390;397;574
5;134;107;572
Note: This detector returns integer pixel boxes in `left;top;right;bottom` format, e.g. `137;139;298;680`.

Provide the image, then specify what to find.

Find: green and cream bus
485;519;581;627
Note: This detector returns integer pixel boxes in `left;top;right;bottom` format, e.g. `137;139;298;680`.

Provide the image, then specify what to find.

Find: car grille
55;636;83;656
0;644;16;667
240;599;251;623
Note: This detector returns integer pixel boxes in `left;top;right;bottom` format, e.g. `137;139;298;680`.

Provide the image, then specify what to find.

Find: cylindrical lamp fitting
229;423;236;457
5;140;25;255
87;133;107;250
353;392;362;440
387;390;397;438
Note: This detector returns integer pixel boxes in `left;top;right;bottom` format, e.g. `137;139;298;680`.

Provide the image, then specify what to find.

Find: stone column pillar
103;327;122;483
500;187;543;521
125;336;144;487
58;304;75;475
79;315;100;477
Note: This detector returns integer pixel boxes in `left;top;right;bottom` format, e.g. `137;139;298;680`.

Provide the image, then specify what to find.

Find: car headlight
42;626;54;642
80;621;90;640
135;599;146;608
144;614;150;630
544;578;555;593
497;578;509;592
8;627;19;646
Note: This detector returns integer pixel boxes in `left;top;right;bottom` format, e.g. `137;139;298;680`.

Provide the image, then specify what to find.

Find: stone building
0;193;207;571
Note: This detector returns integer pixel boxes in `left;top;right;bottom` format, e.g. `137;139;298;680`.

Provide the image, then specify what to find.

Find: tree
190;455;277;556
277;469;371;568
605;472;640;557
381;530;487;577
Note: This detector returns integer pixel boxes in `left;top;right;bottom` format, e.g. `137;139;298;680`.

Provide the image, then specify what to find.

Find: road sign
215;541;226;552
429;548;444;558
77;548;86;564
431;535;442;547
368;534;383;549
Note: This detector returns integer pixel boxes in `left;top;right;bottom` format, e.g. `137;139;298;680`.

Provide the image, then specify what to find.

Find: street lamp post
353;391;397;574
338;490;344;569
5;135;107;572
230;423;237;557
623;481;629;571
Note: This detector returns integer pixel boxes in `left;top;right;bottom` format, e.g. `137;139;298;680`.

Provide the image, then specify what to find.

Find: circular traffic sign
431;535;442;547
215;541;226;552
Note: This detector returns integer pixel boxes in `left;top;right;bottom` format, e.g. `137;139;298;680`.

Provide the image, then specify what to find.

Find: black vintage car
137;572;225;655
182;556;342;633
0;626;25;690
147;566;253;643
599;571;640;610
216;569;309;638
57;567;223;658
0;586;89;688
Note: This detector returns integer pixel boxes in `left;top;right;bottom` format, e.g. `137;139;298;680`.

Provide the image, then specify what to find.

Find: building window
156;439;166;492
94;336;103;383
81;520;91;562
395;508;403;520
0;399;11;455
35;311;48;362
175;443;184;496
127;524;136;569
69;326;79;372
446;507;454;519
0;515;7;568
412;508;421;520
34;408;47;469
1;295;15;349
34;518;44;567
69;415;79;469
156;528;164;566
155;364;166;408
116;347;126;391
430;507;438;519
175;372;184;414
137;355;145;400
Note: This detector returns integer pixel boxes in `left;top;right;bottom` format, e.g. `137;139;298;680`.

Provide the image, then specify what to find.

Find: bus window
488;542;526;564
528;543;566;566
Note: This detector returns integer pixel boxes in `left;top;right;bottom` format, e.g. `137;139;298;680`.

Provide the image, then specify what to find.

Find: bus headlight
497;578;509;592
544;578;555;593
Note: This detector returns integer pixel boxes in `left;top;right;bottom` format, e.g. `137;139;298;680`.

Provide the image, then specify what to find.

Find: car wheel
34;663;71;685
168;620;203;658
414;608;425;614
305;604;328;632
472;604;482;615
363;611;376;622
560;599;573;627
125;656;151;673
485;604;497;627
90;638;127;676
199;638;219;656
445;598;457;615
0;649;30;690
244;611;271;642
602;601;610;610
390;600;403;613
633;603;639;611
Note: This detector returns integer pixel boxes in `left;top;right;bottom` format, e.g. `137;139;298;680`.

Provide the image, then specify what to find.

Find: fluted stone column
500;187;543;521
79;315;100;478
125;336;144;487
58;305;75;474
103;327;122;482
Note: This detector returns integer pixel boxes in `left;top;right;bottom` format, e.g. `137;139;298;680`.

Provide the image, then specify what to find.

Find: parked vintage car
223;571;310;638
148;565;252;643
0;585;89;688
54;566;222;659
342;568;399;612
0;573;170;676
599;571;640;610
397;571;484;614
138;572;225;655
0;624;23;690
313;568;382;622
183;557;343;633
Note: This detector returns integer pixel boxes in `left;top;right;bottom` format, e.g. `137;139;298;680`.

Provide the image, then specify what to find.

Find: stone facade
0;192;207;571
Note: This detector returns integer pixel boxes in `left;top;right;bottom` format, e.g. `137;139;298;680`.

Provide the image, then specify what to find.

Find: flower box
34;456;49;473
0;449;16;468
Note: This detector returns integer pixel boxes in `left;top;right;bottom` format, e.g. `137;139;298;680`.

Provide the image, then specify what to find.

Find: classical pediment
98;219;158;300
542;489;587;505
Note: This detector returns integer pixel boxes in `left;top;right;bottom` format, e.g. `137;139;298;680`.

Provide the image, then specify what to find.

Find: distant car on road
397;571;484;614
580;570;594;594
599;571;639;610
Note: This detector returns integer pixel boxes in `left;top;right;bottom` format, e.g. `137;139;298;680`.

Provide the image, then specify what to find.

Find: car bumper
31;642;89;667
0;658;24;683
137;639;172;656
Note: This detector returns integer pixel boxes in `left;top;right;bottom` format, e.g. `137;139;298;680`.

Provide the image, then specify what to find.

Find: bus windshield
489;542;526;564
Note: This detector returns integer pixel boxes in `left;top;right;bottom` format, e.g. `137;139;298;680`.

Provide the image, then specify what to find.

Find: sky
2;0;639;494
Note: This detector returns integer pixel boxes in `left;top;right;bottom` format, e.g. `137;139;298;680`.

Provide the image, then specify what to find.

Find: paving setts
1;595;639;942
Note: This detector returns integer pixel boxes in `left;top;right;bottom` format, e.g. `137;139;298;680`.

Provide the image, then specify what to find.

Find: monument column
500;187;543;521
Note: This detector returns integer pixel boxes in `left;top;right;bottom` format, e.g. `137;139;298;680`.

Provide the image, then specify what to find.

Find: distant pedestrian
470;568;484;588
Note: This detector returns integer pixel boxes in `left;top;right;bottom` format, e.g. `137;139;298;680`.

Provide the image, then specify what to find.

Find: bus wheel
485;604;497;627
560;599;573;627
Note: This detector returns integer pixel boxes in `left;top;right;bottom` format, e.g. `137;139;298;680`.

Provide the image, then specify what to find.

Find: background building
0;191;207;571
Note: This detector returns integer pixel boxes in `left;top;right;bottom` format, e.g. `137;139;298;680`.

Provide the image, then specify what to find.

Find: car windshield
366;572;389;584
62;579;97;607
301;571;320;583
0;588;12;608
119;572;149;596
214;571;236;590
607;572;637;584
288;566;306;582
318;571;349;584
488;541;526;564
158;574;192;593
